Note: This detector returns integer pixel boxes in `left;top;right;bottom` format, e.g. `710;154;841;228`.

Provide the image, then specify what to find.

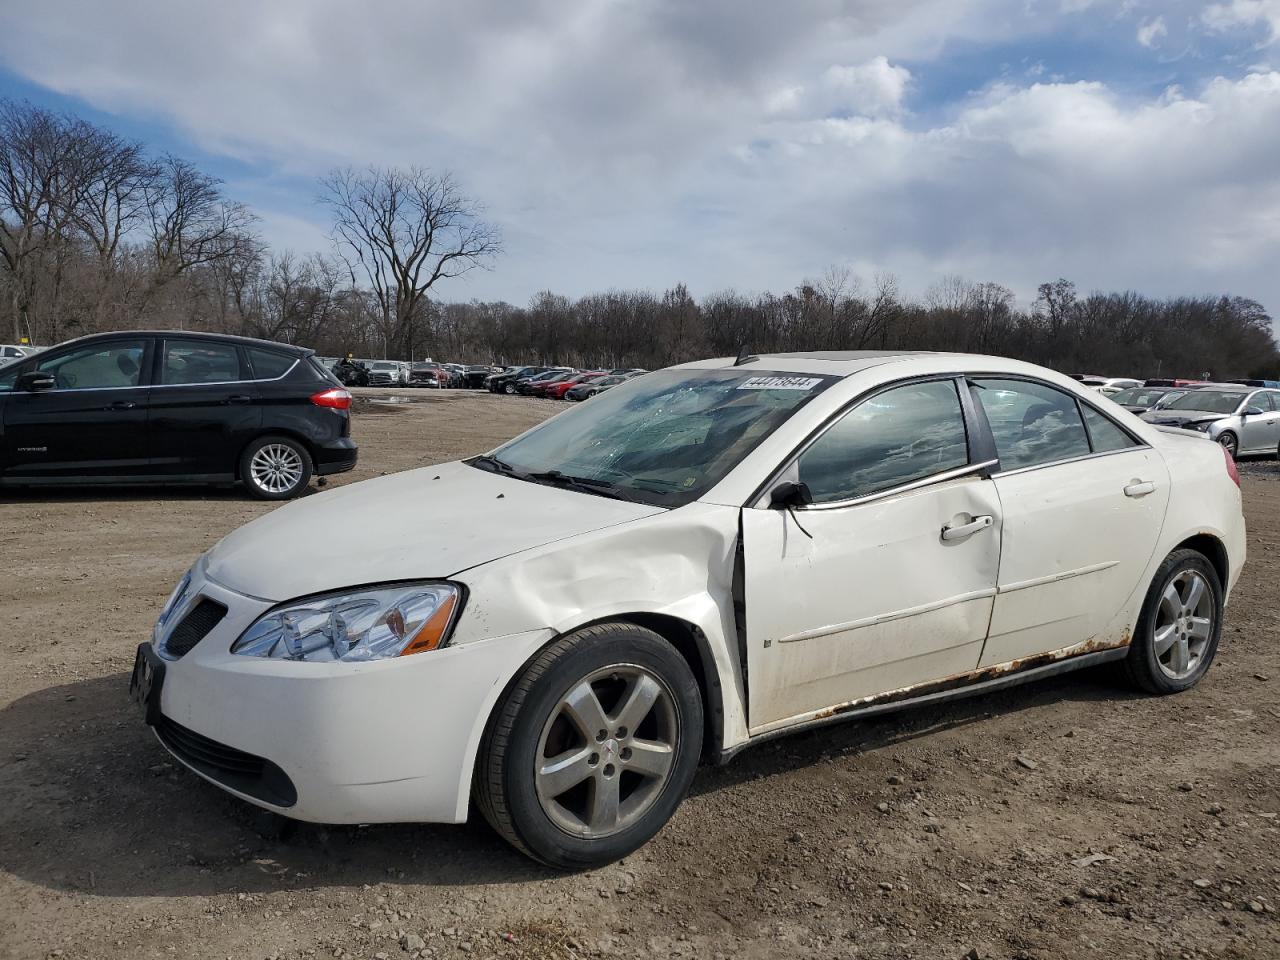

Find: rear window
161;339;242;385
248;348;296;379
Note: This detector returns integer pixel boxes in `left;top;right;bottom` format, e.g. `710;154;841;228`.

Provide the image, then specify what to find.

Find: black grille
164;599;227;658
155;714;297;807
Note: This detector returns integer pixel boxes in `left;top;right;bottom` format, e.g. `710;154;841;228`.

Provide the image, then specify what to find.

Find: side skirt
717;645;1128;763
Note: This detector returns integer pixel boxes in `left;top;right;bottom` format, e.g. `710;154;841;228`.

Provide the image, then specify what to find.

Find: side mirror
16;371;54;392
1242;406;1264;417
769;480;813;509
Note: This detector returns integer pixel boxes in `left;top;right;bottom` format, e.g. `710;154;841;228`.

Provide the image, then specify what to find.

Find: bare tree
144;155;256;283
318;166;501;359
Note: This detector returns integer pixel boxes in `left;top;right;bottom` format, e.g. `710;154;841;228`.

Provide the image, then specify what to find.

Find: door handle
223;395;252;405
1124;480;1156;498
108;400;136;410
941;515;994;541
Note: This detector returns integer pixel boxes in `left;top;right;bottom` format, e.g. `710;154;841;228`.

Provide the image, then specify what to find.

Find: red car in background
543;371;606;399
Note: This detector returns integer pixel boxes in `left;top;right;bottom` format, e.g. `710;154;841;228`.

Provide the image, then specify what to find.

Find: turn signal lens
400;592;459;656
311;388;352;410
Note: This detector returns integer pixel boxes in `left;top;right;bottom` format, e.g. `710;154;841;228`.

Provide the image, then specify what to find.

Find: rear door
742;377;1003;732
148;337;262;478
1;337;152;481
972;378;1170;666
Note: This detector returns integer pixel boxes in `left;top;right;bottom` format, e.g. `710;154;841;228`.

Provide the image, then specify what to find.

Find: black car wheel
239;435;314;500
475;622;703;870
504;383;517;395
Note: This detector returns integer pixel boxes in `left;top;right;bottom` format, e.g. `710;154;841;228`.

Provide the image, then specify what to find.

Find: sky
2;0;1280;312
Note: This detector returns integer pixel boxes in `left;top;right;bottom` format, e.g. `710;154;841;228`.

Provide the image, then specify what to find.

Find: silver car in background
1111;386;1189;414
367;360;408;386
1143;386;1280;458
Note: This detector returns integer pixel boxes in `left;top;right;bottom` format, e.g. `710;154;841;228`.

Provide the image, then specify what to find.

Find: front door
742;378;1003;734
1238;390;1280;455
971;378;1171;665
1;337;152;480
148;337;262;477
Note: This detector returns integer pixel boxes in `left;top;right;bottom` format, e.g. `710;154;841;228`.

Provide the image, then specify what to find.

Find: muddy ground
1;389;1278;960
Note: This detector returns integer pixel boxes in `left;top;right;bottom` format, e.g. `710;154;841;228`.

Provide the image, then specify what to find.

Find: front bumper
145;568;553;823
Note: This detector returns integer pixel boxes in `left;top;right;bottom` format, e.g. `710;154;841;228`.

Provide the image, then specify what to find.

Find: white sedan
131;351;1245;868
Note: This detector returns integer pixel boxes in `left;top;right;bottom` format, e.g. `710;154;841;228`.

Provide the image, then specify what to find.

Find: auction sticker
736;376;823;391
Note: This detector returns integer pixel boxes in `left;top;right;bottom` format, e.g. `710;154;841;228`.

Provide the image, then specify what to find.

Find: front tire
1217;431;1239;459
474;623;703;870
239;435;313;500
1123;549;1223;694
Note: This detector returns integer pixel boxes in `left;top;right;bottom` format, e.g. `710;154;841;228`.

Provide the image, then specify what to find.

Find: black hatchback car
0;331;357;499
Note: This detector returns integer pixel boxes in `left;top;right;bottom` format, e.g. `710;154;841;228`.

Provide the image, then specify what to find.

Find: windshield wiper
523;470;637;501
470;454;515;474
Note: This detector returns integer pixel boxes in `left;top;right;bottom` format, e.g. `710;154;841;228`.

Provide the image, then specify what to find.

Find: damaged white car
132;351;1246;868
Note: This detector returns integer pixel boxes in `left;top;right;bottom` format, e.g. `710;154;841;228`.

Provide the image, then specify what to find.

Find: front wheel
239;435;313;500
1217;431;1238;459
474;623;703;869
503;383;516;395
1122;548;1223;694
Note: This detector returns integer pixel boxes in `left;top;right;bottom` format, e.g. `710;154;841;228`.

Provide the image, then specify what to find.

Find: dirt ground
2;389;1278;960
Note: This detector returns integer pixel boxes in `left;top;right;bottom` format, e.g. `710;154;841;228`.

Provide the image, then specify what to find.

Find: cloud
1137;16;1167;47
1203;0;1280;43
0;0;1278;312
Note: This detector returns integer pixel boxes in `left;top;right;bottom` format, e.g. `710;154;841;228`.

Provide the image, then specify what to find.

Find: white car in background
1076;375;1143;396
132;351;1245;868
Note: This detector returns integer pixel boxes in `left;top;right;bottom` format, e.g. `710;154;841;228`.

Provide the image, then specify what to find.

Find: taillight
311;387;352;410
1222;442;1240;487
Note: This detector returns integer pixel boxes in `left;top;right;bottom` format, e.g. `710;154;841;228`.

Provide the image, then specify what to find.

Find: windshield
1113;388;1168;407
1164;390;1247;414
480;368;837;507
372;362;396;370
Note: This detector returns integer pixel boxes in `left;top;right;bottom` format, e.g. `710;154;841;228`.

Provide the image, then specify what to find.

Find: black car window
248;348;295;379
973;379;1092;470
34;339;148;390
1081;405;1139;453
161;339;242;385
798;379;970;503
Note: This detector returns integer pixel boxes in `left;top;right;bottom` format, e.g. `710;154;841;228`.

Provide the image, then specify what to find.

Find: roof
675;349;951;377
37;329;313;356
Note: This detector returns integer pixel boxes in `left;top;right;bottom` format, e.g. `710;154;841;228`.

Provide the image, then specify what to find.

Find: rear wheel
503;383;517;395
239;435;313;500
1123;549;1223;694
475;622;703;869
1217;431;1238;459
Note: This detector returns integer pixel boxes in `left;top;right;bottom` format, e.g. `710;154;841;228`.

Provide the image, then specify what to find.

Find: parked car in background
517;369;576;395
1224;379;1280;389
463;365;494;388
367;361;407;386
1110;386;1189;414
487;366;550;394
439;363;466;387
408;362;445;388
1145;378;1206;388
544;372;607;399
1074;375;1143;395
2;344;33;362
0;330;356;498
565;374;627;401
133;350;1243;869
1142;386;1280;458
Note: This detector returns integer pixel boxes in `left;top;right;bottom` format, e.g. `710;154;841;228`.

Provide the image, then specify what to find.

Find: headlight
1189;421;1213;432
232;582;462;662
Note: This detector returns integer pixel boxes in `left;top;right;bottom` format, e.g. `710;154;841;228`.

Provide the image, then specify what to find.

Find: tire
1122;548;1223;694
239;435;313;501
1217;431;1238;459
503;383;516;395
474;622;703;870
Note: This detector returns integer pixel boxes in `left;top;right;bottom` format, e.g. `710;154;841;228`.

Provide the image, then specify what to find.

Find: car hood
204;461;664;602
1141;410;1225;427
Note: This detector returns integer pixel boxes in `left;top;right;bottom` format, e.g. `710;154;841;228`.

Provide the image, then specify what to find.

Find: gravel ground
1;391;1278;960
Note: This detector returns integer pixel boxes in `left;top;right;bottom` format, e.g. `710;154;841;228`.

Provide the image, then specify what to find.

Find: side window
797;379;970;504
973;379;1091;470
1254;392;1277;412
1081;405;1139;453
248;348;295;379
161;339;242;385
0;361;23;393
35;339;148;390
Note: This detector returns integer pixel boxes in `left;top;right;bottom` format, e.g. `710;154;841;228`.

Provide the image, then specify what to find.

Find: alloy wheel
1218;432;1238;458
1153;569;1214;680
250;443;304;495
535;664;679;839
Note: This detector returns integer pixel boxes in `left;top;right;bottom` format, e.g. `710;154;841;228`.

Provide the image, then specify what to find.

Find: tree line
2;98;1276;380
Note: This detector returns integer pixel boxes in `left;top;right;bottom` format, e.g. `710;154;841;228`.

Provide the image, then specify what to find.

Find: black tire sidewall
500;631;703;869
238;435;314;500
1129;550;1223;694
